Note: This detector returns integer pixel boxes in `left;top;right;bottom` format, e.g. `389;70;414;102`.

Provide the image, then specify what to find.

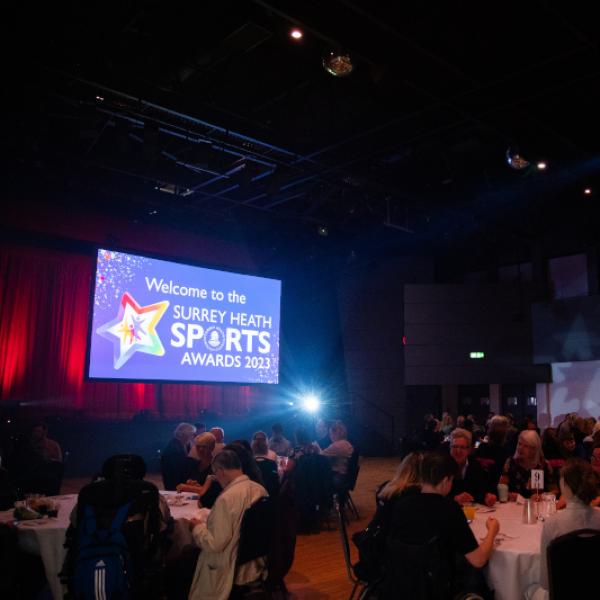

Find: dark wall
404;284;550;385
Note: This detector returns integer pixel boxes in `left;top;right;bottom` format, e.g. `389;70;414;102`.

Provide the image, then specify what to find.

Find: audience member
475;415;510;487
557;429;585;460
421;417;443;451
320;421;354;486
440;413;454;436
210;427;226;454
188;450;268;600
224;442;265;487
449;429;497;507
161;422;196;490
353;452;423;583
178;433;222;508
268;423;292;457
30;423;62;462
385;452;499;599
500;430;554;499
525;458;600;600
541;427;561;460
251;432;277;461
315;418;332;449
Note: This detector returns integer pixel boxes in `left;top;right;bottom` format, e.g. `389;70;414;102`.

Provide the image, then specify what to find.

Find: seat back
255;458;280;498
346;448;360;491
384;535;453;600
547;528;600;599
236;496;274;566
65;478;162;596
102;454;147;481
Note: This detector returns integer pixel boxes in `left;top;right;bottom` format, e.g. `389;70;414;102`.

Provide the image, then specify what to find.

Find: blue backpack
73;501;133;600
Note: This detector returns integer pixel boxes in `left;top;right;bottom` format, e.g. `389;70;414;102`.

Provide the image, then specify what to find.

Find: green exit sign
470;351;485;359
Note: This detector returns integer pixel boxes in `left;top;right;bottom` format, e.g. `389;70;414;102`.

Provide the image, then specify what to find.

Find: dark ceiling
4;1;600;271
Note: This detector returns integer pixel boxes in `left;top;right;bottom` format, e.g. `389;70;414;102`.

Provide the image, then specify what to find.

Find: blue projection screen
87;249;281;384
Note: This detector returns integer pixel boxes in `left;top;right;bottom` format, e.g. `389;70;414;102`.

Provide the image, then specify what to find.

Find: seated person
354;452;422;582
449;428;497;507
30;423;62;462
268;423;293;457
500;430;555;500
177;433;222;508
188;450;268;600
251;432;277;461
474;415;511;486
557;429;585;460
320;420;354;486
210;427;226;454
161;422;196;490
315;418;332;449
385;452;499;599
525;458;600;600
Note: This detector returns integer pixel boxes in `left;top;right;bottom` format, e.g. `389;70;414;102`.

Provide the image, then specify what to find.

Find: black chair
62;456;164;599
293;453;334;532
230;496;274;599
334;494;374;600
255;458;280;499
547;528;600;599
381;534;453;600
336;449;360;520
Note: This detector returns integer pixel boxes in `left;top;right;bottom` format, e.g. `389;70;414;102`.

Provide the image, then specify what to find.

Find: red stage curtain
0;245;251;419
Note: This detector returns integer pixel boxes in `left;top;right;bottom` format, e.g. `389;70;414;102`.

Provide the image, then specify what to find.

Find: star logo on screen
96;292;170;369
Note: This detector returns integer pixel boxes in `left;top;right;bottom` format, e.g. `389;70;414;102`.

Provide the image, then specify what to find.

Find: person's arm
191;497;234;552
465;516;500;568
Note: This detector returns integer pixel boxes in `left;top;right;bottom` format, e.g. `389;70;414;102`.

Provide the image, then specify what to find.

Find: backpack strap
110;501;133;534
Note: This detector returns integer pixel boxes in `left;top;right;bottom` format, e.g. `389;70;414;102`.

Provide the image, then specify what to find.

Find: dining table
470;501;544;600
0;490;203;600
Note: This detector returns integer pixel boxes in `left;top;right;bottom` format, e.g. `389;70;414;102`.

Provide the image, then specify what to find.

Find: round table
470;501;543;600
0;490;203;600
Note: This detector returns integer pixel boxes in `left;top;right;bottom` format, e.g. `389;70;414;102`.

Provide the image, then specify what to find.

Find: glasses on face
451;445;470;451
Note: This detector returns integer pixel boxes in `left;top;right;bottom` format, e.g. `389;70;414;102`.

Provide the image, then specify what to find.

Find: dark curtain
0;245;251;418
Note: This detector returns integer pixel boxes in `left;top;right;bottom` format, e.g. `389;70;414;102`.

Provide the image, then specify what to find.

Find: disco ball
323;53;354;77
506;148;530;170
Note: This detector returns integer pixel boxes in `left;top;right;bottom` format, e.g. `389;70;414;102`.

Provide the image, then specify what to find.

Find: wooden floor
63;457;399;600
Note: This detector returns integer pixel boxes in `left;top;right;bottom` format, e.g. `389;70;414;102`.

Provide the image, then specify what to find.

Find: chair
62;457;164;599
334;494;374;600
230;496;274;600
293;453;334;532
336;449;360;520
547;528;600;599
382;534;453;600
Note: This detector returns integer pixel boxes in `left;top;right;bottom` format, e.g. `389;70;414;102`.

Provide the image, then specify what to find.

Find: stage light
536;161;547;170
290;28;303;40
300;393;320;413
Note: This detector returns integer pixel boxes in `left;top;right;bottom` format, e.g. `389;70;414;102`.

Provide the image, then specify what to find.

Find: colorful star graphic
97;292;170;369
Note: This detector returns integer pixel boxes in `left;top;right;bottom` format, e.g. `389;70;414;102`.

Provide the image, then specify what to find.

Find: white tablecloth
0;491;202;600
470;502;543;600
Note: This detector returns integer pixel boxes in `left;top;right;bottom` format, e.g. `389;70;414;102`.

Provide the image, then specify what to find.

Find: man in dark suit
449;428;497;507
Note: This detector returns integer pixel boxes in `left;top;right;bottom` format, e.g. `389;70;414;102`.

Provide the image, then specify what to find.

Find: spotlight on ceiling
317;225;328;236
584;188;592;195
506;147;529;170
300;393;320;414
289;28;303;40
323;52;354;77
536;161;547;171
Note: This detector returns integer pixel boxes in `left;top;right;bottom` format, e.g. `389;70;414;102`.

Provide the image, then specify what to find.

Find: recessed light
584;188;592;195
536;161;547;170
290;28;303;40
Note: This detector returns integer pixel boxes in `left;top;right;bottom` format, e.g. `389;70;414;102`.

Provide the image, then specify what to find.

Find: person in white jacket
188;449;268;600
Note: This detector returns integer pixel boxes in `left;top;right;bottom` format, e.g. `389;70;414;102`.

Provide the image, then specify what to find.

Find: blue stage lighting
301;393;320;413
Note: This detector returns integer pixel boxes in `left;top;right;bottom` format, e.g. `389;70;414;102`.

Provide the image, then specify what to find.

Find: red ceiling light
289;28;303;41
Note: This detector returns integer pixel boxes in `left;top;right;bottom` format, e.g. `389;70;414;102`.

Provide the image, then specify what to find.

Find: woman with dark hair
525;458;600;599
